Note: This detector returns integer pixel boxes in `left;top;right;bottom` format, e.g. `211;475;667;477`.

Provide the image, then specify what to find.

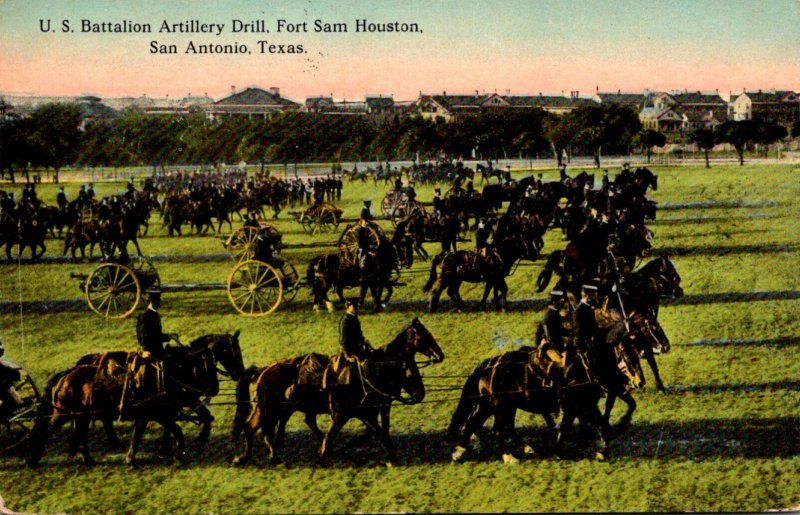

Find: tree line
1;101;798;181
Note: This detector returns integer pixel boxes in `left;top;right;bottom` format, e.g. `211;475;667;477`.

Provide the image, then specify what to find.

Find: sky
1;0;799;102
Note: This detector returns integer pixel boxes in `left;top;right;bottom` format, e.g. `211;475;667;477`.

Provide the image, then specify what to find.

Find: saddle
296;353;327;386
119;352;165;417
323;353;360;389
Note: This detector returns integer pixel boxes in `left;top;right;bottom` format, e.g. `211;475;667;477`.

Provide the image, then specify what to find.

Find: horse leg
603;392;617;429
360;411;397;463
429;281;445;312
74;416;95;465
195;404;214;445
644;349;665;392
479;283;492;311
319;412;348;462
132;237;143;257
617;391;637;431
102;416;122;448
379;406;390;435
167;419;186;463
232;406;260;466
305;412;324;441
126;419;148;467
454;402;493;461
556;408;576;458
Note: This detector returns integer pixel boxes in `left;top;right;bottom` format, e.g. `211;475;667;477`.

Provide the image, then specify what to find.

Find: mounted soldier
135;288;179;359
56;187;67;211
574;282;600;354
0;336;23;415
432;188;445;220
339;298;373;360
535;290;569;385
359;199;374;222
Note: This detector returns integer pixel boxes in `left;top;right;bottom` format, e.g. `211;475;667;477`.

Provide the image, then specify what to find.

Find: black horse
423;231;537;312
308;240;400;312
231;318;444;465
27;332;244;467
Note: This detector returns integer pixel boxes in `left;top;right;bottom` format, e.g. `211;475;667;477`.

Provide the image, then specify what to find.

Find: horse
476;163;504;184
448;345;609;462
607;252;683;391
307;240;401;312
423;231;537;312
231;318;444;466
27;332;244;467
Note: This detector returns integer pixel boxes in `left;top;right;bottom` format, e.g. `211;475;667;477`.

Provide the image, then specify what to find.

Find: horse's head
406;317;445;364
655;252;683;299
193;331;245;380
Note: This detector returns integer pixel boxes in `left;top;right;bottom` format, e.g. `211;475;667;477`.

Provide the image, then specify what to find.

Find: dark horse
606;252;683;391
423;231;537;312
307;240;401;312
231;318;444;465
27;332;244;467
447;345;612;462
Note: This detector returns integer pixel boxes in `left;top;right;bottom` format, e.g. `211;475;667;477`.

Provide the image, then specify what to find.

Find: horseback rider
475;218;491;255
574;282;600;354
56;187;67;211
135;288;179;359
432;188;445;220
535;291;568;383
0;336;23;415
339;298;373;360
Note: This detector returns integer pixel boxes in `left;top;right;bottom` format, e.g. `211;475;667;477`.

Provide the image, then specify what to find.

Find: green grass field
0;163;798;513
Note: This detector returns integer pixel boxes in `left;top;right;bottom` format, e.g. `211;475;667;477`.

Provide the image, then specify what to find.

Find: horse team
9;162;682;466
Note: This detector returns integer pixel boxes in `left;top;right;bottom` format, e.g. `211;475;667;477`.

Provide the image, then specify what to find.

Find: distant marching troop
0;161;682;465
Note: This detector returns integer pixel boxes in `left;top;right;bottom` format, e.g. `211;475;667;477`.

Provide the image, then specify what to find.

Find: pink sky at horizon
1;1;798;102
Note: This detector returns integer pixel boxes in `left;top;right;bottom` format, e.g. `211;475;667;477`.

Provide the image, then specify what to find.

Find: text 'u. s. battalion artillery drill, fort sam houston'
40;18;422;55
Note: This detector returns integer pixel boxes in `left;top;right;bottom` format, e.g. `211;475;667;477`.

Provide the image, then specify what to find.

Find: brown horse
448;346;610;462
27;332;244;467
231;318;444;466
423;231;537;312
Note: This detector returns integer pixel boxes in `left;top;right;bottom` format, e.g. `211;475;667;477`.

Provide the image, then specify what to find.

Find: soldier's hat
145;287;162;298
434;188;441;193
363;200;372;207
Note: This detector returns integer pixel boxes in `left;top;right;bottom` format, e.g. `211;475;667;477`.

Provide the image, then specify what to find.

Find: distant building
728;89;799;125
413;91;591;121
204;86;300;120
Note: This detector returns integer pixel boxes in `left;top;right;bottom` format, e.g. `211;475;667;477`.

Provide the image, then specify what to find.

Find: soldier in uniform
339;298;373;360
475;219;491;253
432;188;445;219
56;187;67;211
359;200;374;222
535;291;569;383
135;288;178;358
574;283;600;354
0;336;23;415
87;183;96;202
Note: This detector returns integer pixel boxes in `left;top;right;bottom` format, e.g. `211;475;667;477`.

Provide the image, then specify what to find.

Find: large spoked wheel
227;259;283;316
381;192;400;217
279;262;301;302
226;226;260;262
0;363;41;454
128;256;161;289
85;263;141;319
338;224;382;267
318;207;340;233
391;201;424;227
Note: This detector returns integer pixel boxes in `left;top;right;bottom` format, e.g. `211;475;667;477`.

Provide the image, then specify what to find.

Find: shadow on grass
654;243;798;256
684;336;800;347
8;408;798;469
4;289;800;317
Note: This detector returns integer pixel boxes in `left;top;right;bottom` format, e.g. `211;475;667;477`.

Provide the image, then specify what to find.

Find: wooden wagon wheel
279;262;301;303
338;223;382;266
85;263;141;319
317;206;340;233
0;363;41;454
227;259;283;316
390;201;424;227
381;191;399;216
299;211;316;234
226;226;259;262
128;256;161;288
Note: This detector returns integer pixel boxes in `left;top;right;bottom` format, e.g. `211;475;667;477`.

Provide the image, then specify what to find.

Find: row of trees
1;102;798;180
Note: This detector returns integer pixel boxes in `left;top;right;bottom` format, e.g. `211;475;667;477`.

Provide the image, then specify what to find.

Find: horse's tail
231;365;260;441
446;368;483;441
422;253;445;293
26;369;69;467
